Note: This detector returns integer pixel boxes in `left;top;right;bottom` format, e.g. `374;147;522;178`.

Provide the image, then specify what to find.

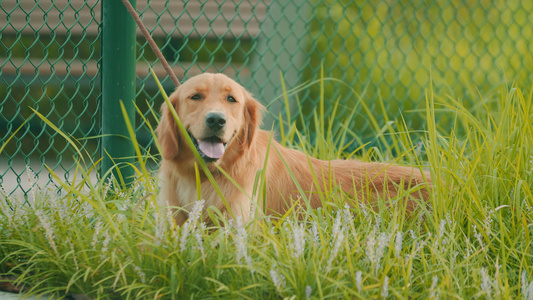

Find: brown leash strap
121;0;181;87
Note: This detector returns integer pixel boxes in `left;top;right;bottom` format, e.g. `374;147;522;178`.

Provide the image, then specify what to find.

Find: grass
1;76;533;299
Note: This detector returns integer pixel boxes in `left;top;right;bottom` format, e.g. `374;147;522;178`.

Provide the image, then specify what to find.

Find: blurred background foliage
301;0;533;141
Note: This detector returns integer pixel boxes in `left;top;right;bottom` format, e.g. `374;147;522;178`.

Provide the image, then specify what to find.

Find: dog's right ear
156;93;180;160
243;93;264;147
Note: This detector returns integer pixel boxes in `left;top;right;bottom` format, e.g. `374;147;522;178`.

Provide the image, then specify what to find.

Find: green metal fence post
100;0;137;187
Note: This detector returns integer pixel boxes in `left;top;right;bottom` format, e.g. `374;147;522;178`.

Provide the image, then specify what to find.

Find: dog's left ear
243;93;264;147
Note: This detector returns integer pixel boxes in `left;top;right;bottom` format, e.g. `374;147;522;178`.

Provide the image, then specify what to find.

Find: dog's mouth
189;132;229;163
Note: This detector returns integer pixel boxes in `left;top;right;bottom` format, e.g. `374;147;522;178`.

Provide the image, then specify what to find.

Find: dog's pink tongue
197;139;225;159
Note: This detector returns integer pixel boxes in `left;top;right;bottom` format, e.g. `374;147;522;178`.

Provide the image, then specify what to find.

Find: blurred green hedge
300;0;533;141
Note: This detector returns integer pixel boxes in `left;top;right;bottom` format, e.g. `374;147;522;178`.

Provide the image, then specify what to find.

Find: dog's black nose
205;112;226;130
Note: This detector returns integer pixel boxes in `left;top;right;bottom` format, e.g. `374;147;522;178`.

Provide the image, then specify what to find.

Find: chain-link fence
1;0;102;195
1;0;532;195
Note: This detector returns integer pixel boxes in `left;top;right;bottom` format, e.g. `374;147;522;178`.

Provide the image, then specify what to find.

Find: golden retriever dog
157;73;431;225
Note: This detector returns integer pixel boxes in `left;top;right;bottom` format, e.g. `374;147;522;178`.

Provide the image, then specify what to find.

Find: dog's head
156;73;263;163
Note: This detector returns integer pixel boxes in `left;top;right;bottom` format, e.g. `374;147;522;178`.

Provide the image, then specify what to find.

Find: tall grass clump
1;76;533;299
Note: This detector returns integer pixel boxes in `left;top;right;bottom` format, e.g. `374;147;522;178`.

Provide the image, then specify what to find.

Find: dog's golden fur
157;73;431;225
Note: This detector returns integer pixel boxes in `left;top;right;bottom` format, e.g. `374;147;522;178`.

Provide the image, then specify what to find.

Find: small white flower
195;226;205;260
464;239;471;260
188;199;205;224
430;275;439;300
165;205;175;231
480;267;491;299
404;253;411;264
332;210;342;238
326;227;345;272
326;210;345;272
66;238;79;270
290;222;306;258
35;209;59;256
417;212;425;227
311;221;320;247
101;229;111;254
472;224;484;248
366;232;376;266
381;275;389;299
51;196;69;223
270;266;285;293
375;216;382;231
359;202;369;219
343;203;354;231
305;285;312;299
445;212;452;225
493;279;501;299
26;167;39;204
154;211;166;246
484;209;494;239
450;251;458;270
375;232;390;272
522;271;533;300
224;219;233;239
438;219;446;241
103;174;114;196
179;200;205;252
355;271;363;293
394;231;403;257
527;282;533;300
234;216;252;267
133;264;146;284
91;220;102;248
367;231;390;273
0;198;13;233
249;197;256;219
83;202;95;220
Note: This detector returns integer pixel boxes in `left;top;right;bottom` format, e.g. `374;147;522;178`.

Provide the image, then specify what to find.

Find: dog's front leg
228;195;253;224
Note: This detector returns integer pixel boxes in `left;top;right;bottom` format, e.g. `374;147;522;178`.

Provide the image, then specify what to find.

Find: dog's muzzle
189;112;229;162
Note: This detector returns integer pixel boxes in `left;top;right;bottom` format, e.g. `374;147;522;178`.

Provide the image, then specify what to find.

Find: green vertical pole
100;0;136;188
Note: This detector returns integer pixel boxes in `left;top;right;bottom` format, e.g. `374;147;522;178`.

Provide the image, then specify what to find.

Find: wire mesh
1;0;101;195
1;0;532;194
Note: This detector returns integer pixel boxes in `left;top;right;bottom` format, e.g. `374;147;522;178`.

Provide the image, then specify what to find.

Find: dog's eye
227;95;236;103
190;94;202;100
